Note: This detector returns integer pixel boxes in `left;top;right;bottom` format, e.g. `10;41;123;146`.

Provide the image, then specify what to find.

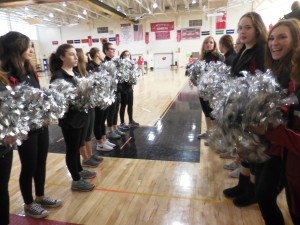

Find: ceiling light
62;2;67;7
77;14;85;19
43;17;50;21
49;13;54;17
53;8;64;12
153;2;158;8
83;9;87;15
25;6;29;10
207;12;224;17
192;0;196;4
116;6;121;11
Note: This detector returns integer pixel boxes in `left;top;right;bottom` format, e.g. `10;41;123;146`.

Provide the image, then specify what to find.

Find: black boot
223;174;250;198
233;182;257;207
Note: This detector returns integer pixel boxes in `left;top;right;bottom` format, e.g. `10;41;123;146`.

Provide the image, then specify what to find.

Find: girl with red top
253;19;300;225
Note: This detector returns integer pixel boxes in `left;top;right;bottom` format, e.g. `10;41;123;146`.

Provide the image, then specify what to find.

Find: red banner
155;31;170;40
177;30;181;42
145;32;149;44
115;34;120;46
216;13;226;30
151;22;174;32
181;28;200;40
88;36;92;47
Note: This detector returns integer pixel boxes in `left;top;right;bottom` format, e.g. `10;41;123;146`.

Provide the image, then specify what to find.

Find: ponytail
49;44;74;75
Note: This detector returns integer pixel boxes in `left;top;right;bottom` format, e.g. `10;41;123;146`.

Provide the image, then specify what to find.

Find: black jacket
203;51;225;63
224;49;237;66
231;43;266;77
50;69;88;129
86;61;100;73
284;8;300;20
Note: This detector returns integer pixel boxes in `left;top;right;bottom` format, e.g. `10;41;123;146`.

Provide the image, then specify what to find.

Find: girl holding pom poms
0;31;61;219
49;44;95;192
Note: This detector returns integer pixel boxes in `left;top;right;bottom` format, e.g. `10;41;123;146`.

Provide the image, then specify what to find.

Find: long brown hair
200;36;219;59
75;48;88;76
0;31;34;77
0;69;8;85
265;19;300;86
238;12;268;45
219;35;234;52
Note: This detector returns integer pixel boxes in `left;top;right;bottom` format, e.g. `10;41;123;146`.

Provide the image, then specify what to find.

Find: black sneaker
129;120;139;127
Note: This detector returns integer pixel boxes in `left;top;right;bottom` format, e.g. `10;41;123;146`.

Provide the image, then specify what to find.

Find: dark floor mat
48;82;201;162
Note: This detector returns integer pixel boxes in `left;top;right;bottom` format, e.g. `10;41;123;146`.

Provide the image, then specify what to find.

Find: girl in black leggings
198;36;224;139
50;44;96;192
0;70;14;225
119;50;139;129
0;31;61;219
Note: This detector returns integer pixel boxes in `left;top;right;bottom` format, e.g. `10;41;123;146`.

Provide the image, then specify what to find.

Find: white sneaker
223;161;240;170
104;140;116;147
96;143;113;151
229;166;241;178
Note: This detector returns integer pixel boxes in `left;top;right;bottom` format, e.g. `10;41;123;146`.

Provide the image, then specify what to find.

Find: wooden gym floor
8;68;292;225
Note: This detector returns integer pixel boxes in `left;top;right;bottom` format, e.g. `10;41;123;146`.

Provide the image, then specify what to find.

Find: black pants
286;182;300;225
61;127;85;181
0;150;13;225
94;107;108;140
199;97;213;119
256;156;284;225
107;92;120;127
82;109;95;145
120;88;133;123
18;127;49;205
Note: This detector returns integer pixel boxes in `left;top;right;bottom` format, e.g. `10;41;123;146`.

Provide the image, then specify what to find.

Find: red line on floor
88;165;105;183
120;137;132;149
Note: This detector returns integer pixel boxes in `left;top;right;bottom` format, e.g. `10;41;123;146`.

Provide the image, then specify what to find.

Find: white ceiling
0;0;263;27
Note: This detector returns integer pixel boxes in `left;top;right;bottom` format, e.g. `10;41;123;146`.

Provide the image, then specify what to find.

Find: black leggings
61;127;85;181
0;150;13;225
94;107;108;140
120;88;133;123
255;156;284;225
17;127;49;204
107;92;120;127
82;109;95;145
199;97;213;119
286;185;300;225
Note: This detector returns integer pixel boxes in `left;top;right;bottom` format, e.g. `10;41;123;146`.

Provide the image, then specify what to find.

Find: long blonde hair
200;36;219;59
75;48;88;77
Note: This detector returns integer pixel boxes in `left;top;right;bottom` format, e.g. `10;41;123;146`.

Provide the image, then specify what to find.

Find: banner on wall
81;39;88;43
155;31;170;40
120;23;132;44
52;41;59;45
88;36;92;47
67;40;74;44
226;29;234;34
74;40;80;44
133;24;143;41
216;13;226;30
177;30;181;42
145;32;149;44
109;37;116;41
181;28;200;40
92;38;99;43
216;30;224;35
115;34;120;45
151;22;174;32
201;31;210;35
